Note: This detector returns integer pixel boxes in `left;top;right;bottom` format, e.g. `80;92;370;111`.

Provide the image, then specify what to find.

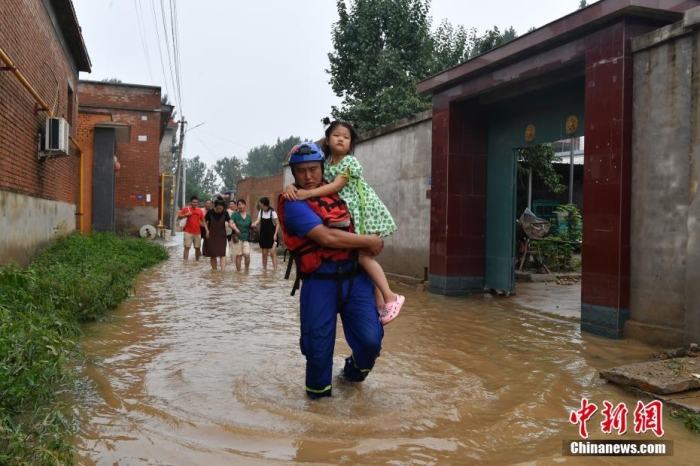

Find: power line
146;0;173;102
159;0;181;111
132;0;155;84
197;129;251;151
170;0;184;111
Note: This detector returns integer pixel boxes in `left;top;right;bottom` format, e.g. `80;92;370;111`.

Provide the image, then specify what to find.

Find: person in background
227;200;237;263
231;199;252;271
199;199;213;256
252;196;280;272
177;195;206;261
202;199;234;270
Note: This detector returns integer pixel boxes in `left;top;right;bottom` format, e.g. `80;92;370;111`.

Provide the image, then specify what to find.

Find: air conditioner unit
44;117;70;155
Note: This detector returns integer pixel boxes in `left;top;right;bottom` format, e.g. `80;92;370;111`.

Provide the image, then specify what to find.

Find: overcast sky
72;0;592;169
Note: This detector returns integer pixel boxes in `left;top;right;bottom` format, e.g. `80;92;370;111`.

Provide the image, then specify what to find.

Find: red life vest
277;189;354;275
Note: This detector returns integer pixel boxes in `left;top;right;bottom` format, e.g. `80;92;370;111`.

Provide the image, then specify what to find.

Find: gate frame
418;0;699;338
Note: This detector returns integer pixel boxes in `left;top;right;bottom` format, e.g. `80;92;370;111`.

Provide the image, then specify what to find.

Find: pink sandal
379;295;405;325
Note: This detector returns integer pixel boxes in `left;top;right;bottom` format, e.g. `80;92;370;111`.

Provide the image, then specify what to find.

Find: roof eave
417;0;694;96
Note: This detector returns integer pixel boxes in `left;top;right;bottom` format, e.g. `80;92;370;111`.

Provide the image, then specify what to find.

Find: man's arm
306;225;383;256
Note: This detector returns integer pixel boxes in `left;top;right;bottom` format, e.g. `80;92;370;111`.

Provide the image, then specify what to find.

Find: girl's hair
237;199;246;205
214;199;226;208
322;120;359;158
259;197;271;209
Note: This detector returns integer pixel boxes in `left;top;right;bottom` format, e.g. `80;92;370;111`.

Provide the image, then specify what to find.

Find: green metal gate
484;79;585;291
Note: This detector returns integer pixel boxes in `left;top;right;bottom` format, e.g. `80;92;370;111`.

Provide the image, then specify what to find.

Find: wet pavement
68;241;700;465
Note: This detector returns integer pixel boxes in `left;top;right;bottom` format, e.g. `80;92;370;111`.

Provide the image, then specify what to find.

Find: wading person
278;142;385;399
231;199;252;271
227;200;237;263
199;199;213;256
202;199;234;270
285;120;404;325
178;196;206;261
252;196;280;272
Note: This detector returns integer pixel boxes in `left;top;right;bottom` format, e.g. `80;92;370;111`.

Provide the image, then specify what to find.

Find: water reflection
70;251;699;464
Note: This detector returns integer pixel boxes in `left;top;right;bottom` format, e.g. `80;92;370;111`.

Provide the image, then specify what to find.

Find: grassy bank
0;232;168;465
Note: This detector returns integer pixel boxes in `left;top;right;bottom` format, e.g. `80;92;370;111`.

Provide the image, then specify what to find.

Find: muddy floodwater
70;250;700;465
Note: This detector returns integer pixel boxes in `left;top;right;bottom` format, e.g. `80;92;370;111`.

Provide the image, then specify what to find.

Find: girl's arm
252;210;261;228
284;183;298;201
272;217;280;242
296;173;348;200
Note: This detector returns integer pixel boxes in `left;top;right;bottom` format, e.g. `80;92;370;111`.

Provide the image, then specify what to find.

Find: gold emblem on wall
566;115;579;135
525;124;536;142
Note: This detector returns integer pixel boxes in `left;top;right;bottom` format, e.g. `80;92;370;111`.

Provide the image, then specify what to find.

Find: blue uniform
284;200;384;398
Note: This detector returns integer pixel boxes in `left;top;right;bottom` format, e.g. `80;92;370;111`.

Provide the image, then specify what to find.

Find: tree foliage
518;144;566;194
214;156;245;192
579;0;588;9
243;135;302;178
327;0;517;132
184;156;220;201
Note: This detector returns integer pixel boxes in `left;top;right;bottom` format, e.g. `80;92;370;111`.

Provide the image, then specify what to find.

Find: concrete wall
0;190;75;265
628;8;700;346
354;111;432;282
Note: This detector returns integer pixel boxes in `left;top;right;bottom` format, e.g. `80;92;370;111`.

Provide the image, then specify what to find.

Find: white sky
72;0;593;168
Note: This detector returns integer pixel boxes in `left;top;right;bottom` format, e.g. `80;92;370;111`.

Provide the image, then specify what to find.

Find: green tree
101;77;122;83
214;156;245;192
243;136;302;178
327;0;517;132
579;0;588;9
518;144;566;193
469;26;517;58
184;156;220;201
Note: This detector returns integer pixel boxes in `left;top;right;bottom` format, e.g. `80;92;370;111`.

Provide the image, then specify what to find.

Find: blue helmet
289;142;324;166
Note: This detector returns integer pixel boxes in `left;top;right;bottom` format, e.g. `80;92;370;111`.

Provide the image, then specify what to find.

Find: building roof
417;0;697;95
52;0;91;72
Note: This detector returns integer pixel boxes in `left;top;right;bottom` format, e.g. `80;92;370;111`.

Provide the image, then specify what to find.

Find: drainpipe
1;46;85;232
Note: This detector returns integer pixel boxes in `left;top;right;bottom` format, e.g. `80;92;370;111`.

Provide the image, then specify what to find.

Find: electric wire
148;0;175;108
158;0;181;111
132;0;155;84
170;0;184;112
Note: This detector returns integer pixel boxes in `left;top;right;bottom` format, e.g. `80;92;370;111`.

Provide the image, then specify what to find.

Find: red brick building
236;173;284;219
77;81;173;234
0;0;91;264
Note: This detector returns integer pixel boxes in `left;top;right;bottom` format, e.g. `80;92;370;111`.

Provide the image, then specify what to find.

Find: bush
0;233;168;464
533;204;582;272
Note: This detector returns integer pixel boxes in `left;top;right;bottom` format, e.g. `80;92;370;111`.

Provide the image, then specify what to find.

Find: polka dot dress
324;155;397;238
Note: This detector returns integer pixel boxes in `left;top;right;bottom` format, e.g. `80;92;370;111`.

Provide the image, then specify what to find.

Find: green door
484;78;585;292
485;148;517;291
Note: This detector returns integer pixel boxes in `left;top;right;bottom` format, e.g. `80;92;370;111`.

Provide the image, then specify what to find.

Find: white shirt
258;209;278;220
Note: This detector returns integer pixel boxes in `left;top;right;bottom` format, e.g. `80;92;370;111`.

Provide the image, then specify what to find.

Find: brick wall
0;0;82;205
78;81;163;232
236;173;284;218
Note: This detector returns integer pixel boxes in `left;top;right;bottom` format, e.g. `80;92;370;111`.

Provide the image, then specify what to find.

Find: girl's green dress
324;155;397;238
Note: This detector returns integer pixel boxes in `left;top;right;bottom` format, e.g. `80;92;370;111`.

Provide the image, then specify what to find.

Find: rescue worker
278;142;385;399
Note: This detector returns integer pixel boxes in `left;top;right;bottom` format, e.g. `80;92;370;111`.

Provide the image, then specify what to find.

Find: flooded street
70;249;700;465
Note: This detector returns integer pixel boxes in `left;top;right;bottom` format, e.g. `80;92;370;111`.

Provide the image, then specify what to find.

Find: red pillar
429;97;487;295
581;21;634;338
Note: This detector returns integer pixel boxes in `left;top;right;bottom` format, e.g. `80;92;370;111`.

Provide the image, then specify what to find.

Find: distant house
0;0;91;265
77;81;174;234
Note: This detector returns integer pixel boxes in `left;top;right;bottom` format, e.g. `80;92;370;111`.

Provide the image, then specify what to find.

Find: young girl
285;120;405;325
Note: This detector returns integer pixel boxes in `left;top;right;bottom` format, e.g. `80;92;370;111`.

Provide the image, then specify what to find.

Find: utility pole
170;117;187;236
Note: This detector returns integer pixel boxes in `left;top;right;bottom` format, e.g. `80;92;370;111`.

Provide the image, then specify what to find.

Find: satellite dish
139;224;157;239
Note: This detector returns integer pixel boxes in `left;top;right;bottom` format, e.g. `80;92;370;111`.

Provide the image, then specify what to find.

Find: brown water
70;251;700;465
